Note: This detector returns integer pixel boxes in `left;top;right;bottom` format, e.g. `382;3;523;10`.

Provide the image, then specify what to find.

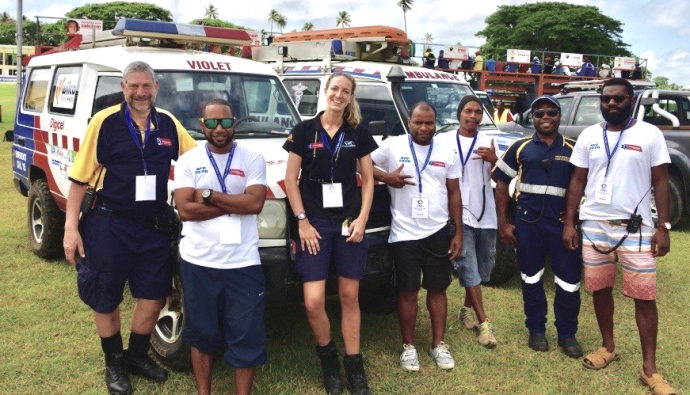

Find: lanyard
319;130;345;183
125;107;152;175
205;142;236;194
408;134;433;194
455;130;478;170
603;118;633;177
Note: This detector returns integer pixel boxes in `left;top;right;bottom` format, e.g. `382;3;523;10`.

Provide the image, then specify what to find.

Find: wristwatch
296;211;308;221
202;189;213;206
661;222;672;231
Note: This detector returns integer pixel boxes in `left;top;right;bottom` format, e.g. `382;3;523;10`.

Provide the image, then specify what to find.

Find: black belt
94;204;161;229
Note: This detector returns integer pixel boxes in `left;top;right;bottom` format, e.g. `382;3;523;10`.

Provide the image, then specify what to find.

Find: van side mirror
368;120;387;137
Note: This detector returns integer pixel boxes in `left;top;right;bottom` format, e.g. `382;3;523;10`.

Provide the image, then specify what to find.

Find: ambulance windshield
155;72;301;139
399;82;496;131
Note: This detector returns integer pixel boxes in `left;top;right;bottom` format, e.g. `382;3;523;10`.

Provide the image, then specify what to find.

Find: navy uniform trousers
515;210;582;340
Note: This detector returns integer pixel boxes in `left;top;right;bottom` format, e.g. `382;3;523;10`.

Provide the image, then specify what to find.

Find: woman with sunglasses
283;72;377;395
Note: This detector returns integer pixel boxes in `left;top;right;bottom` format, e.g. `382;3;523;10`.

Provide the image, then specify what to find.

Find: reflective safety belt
516;182;567;197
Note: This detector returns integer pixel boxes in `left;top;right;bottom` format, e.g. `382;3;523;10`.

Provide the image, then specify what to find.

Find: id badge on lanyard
409;135;433;219
319;130;345;208
126;108;156;201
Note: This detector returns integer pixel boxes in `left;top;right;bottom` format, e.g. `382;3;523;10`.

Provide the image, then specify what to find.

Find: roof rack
558;79;657;93
252;25;411;66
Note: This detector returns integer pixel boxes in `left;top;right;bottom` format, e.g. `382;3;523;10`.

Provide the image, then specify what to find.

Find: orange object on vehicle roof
273;25;410;44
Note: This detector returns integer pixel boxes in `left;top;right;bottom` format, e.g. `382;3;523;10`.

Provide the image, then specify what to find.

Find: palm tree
336;11;351;28
0;11;11;23
276;14;287;33
268;9;280;36
302;22;314;31
424;33;433;49
397;0;413;33
203;4;219;19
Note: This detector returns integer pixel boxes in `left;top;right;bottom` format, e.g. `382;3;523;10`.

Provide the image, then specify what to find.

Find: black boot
343;354;370;395
105;352;132;395
126;349;169;382
315;341;343;395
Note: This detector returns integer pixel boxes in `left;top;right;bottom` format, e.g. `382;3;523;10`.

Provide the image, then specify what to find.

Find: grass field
0;82;688;394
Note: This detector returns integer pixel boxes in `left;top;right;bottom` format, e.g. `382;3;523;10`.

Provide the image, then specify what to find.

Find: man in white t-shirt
372;102;462;372
437;95;498;349
563;78;676;394
174;98;268;395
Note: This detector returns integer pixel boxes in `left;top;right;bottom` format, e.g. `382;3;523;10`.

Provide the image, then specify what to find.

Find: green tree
66;1;172;30
189;18;245;29
203;4;219;19
476;2;631;56
276;14;287;32
0;12;11;23
424;32;433;49
397;0;413;33
268;9;280;36
0;19;38;45
336;11;351;28
653;76;682;90
302;22;314;31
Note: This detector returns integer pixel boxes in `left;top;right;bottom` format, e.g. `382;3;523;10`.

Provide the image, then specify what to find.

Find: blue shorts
76;208;172;313
391;227;453;292
294;216;369;282
453;224;497;287
180;259;267;368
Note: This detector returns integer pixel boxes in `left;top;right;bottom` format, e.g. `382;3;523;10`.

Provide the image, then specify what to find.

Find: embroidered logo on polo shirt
194;167;209;174
230;169;245;177
342;141;356;147
399;156;411;163
308;142;324;149
157;137;172;147
428;161;446;167
621;144;642;152
555;155;570;162
588;143;600;151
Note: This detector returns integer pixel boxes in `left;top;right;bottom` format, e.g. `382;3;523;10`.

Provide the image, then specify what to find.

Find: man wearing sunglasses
174;98;268;395
563;78;676;394
494;95;583;358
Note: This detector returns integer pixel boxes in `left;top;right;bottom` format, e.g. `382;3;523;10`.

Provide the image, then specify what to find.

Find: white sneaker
399;344;420;371
459;307;479;330
428;341;455;370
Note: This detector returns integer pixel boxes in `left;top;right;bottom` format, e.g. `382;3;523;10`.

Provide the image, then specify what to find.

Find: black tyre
651;175;684;227
482;237;518;286
27;178;65;259
151;272;191;371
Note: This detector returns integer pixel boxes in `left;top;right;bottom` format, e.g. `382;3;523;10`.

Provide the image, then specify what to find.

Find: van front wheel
27;179;65;259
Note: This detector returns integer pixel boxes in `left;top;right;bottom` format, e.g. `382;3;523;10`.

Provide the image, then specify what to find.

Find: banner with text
443;45;468;61
559;52;583;67
506;49;531;64
613;57;636;70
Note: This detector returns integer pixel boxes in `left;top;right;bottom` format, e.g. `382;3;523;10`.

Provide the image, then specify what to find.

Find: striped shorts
581;220;657;300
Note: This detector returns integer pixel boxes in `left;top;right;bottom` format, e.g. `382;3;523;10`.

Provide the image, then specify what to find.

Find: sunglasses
200;117;236;129
533;109;560;118
599;95;630;104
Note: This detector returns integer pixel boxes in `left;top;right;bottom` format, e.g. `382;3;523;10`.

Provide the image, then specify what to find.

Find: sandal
582;347;619;370
640;370;677;395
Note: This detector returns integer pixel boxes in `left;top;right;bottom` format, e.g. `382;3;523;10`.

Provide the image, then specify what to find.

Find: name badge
342;218;351;236
594;178;612;205
411;197;429;218
461;185;471;205
322;183;343;208
219;215;242;244
135;175;156;201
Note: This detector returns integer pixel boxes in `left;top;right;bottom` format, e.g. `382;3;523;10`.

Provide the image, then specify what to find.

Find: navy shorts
76;208;172;314
391;227;453;292
180;259;267;368
294;216;369;282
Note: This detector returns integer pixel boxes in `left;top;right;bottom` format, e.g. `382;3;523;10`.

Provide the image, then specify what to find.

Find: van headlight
256;200;287;239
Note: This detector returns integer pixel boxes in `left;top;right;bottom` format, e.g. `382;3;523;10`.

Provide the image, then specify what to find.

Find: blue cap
531;95;561;111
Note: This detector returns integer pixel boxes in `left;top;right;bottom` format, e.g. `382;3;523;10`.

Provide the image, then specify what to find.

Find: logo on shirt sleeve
194;167;209;174
157;137;172;147
588;143;600;151
399;156;411;163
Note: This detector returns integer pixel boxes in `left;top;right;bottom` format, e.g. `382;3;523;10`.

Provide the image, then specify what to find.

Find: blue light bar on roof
112;18;251;46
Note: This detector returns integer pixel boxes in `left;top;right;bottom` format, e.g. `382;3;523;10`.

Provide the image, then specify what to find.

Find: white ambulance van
12;18;394;370
252;26;521;285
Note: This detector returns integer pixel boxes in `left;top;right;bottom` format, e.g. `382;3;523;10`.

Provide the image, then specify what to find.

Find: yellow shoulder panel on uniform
68;104;121;186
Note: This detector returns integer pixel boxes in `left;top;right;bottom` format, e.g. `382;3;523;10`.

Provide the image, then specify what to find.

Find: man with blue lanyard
174;98;268;395
563;78;676;394
63;61;196;394
372;102;462;372
494;96;583;358
437;95;498;348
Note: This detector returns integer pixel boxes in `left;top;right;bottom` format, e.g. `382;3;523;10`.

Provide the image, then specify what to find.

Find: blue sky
6;0;689;87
